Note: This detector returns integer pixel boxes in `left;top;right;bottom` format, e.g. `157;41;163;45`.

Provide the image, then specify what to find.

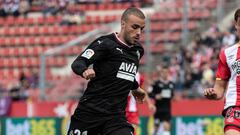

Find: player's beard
124;33;136;45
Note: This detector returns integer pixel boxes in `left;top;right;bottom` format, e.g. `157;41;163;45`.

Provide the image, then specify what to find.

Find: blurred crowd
0;69;39;101
0;0;145;17
148;21;239;100
0;0;147;25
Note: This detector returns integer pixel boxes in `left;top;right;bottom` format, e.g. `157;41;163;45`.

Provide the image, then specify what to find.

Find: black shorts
67;115;134;135
154;111;171;123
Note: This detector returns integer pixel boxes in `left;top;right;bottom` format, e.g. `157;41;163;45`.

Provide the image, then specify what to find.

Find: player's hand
148;103;156;113
155;94;162;100
132;88;146;104
82;69;95;80
204;88;217;100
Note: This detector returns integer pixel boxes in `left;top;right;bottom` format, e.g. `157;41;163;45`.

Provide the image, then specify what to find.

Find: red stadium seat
32;46;40;56
3;27;10;35
98;4;105;10
123;3;131;9
46;16;55;24
88;4;97;11
13;47;19;56
18;37;26;45
6;16;14;25
39;36;46;45
9;38;16;46
115;3;122;10
33;26;40;35
2;47;10;56
27;17;34;25
42;26;50;35
94;15;101;24
23;27;30;35
0;37;6;46
52;26;60;35
85;16;92;24
28;37;36;45
106;3;114;10
16;16;25;25
17;58;23;67
37;17;44;25
15;27;21;35
0;18;4;25
61;25;69;34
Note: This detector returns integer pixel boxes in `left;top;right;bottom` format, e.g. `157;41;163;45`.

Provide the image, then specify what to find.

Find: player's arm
204;48;230;100
131;87;146;103
149;82;162;100
131;87;156;111
71;38;107;80
204;79;228;100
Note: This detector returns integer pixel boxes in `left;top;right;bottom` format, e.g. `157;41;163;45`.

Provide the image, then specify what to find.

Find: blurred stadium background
0;0;239;135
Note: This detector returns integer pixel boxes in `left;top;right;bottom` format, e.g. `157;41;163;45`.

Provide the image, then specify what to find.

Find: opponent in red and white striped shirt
204;8;240;135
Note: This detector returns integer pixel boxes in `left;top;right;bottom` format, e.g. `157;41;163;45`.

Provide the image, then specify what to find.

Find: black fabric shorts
154;111;171;122
67;115;134;135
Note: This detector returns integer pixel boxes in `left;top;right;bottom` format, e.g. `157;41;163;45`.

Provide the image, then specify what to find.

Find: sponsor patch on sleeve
81;49;95;59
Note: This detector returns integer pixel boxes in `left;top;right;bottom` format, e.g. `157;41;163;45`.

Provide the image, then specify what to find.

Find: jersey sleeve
216;48;231;80
71;37;109;76
149;81;161;98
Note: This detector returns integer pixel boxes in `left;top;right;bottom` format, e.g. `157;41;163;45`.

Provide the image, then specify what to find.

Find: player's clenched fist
82;69;95;80
132;88;146;103
203;88;217;100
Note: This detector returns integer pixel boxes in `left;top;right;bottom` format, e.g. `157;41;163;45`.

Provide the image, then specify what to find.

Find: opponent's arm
204;79;228;100
204;48;230;100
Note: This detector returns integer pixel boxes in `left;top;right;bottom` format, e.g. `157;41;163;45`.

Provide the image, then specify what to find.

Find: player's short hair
121;7;145;21
234;8;240;22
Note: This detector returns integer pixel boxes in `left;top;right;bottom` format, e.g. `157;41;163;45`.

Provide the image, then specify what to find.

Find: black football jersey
150;80;174;112
71;33;144;118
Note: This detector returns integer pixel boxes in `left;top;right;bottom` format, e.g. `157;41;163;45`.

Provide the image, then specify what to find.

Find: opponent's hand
148;103;156;113
204;88;217;100
132;88;146;103
82;69;95;80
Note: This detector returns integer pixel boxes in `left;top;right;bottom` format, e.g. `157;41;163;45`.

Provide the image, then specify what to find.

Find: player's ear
235;18;240;30
121;20;126;28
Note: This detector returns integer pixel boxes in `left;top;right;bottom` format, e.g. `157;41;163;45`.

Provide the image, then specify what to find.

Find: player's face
161;68;169;80
235;17;240;38
122;14;145;45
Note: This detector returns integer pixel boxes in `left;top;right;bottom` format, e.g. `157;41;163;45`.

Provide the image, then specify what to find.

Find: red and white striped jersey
126;72;140;112
216;43;240;109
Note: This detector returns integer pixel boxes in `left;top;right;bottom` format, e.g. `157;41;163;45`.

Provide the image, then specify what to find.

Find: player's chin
132;40;138;45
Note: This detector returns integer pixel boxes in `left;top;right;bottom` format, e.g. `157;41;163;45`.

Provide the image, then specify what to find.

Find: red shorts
224;106;240;132
126;111;139;125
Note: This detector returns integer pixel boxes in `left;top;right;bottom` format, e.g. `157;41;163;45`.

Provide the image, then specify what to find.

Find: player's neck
116;32;133;47
117;33;127;44
160;78;169;83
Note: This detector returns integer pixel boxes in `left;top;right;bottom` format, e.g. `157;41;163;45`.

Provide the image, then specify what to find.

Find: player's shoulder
169;81;175;88
223;43;239;52
93;33;115;45
155;80;162;85
133;42;144;56
169;80;175;84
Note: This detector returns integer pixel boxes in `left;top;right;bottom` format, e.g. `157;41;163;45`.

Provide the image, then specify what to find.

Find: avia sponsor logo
231;60;240;74
117;62;137;82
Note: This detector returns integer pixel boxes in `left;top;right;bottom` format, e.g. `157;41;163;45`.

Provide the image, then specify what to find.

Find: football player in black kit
68;7;147;135
149;66;174;135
